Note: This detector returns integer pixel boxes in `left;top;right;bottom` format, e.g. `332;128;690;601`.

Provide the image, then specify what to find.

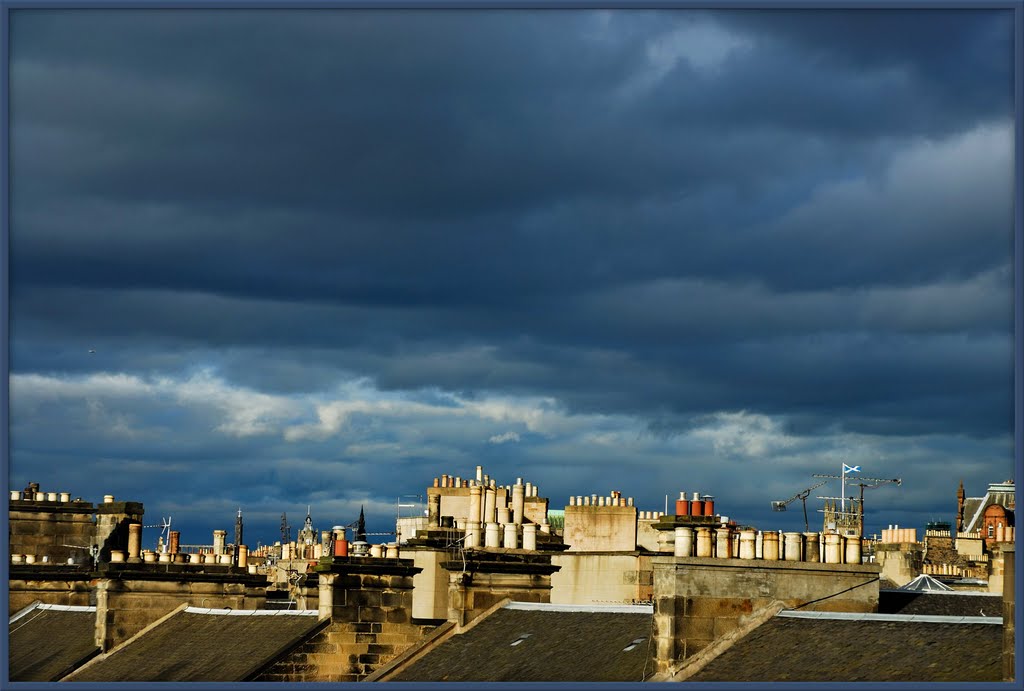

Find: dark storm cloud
8;8;1015;544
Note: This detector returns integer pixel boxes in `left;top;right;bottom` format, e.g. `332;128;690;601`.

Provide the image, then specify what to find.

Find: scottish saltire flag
843;463;861;474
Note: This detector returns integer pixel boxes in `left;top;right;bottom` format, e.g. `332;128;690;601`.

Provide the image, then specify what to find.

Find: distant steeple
957;479;966;532
356;505;366;542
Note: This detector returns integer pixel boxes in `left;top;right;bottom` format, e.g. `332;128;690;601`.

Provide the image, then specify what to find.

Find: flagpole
841;461;846;515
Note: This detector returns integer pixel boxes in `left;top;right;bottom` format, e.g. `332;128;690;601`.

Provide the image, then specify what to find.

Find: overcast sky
8;8;1017;549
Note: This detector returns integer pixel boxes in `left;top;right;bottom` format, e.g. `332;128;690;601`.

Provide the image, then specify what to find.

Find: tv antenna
143;516;172;552
771;481;828;531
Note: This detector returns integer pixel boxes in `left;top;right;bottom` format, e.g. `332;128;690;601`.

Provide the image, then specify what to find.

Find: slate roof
9;603;100;681
689;611;1002;682
388;602;654;682
879;589;1005;617
65;607;325;682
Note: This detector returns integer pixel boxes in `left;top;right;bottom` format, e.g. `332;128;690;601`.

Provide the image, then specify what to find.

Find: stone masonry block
686;597;757;619
679;615;715;640
353;590;382;607
385;608;410;624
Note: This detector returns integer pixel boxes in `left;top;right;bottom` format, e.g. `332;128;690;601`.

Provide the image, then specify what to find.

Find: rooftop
9;603;100;681
688;610;1002;682
65;606;325;682
384;601;654;682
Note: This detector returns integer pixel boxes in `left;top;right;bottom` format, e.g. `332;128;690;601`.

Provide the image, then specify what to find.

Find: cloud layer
8;8;1015;545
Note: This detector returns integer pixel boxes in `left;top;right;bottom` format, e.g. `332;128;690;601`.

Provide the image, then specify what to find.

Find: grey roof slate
8;604;100;681
690;614;1002;682
390;604;654;682
879;589;1005;617
66;607;324;682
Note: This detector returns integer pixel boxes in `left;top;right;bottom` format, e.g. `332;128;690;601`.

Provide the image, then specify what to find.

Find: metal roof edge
880;588;999;596
36;603;97;613
503;601;654;614
778;610;1002;625
182;606;319;616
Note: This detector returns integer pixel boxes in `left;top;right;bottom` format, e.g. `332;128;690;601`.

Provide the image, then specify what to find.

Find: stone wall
989;542;1012;595
1003;544;1015;682
652;556;879;674
9;500;98;565
406;547;450;620
255;559;435;682
875;543;923;586
94;567;267;650
9;566;94;612
563;505;637;552
94;502;145;562
442;552;558;626
550;552;653;605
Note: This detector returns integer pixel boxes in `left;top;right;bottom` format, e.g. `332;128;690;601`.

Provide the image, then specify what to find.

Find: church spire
356;505;366;542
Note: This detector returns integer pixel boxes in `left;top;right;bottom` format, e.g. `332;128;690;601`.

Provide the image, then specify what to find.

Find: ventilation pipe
334;535;348;557
739;529;756;559
59;492;70;503
127;523;142;560
386;543;399;559
703;495;715;517
762;531;780;560
845;535;862;564
485;522;501;548
783;533;803;561
715;527;731;559
803;533;820;562
674;527;693;557
9;491;19;501
824;533;842;563
523;523;537;550
213;530;227;556
103;495;115;504
429;494;442;526
142;551;156;563
466;521;482;549
469;485;482;529
476;465;483;483
370;544;383;558
695;527;713;557
690;494;704;516
503;523;518;549
46;492;57;502
497;507;511;524
569;496;577;506
676;492;690;516
484;487;497;524
512;483;526;525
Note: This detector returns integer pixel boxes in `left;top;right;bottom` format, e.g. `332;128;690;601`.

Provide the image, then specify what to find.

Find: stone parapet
651;555;879;674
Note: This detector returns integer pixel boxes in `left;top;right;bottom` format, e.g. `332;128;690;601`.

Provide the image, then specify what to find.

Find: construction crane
813;472;901;536
771;481;828;531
